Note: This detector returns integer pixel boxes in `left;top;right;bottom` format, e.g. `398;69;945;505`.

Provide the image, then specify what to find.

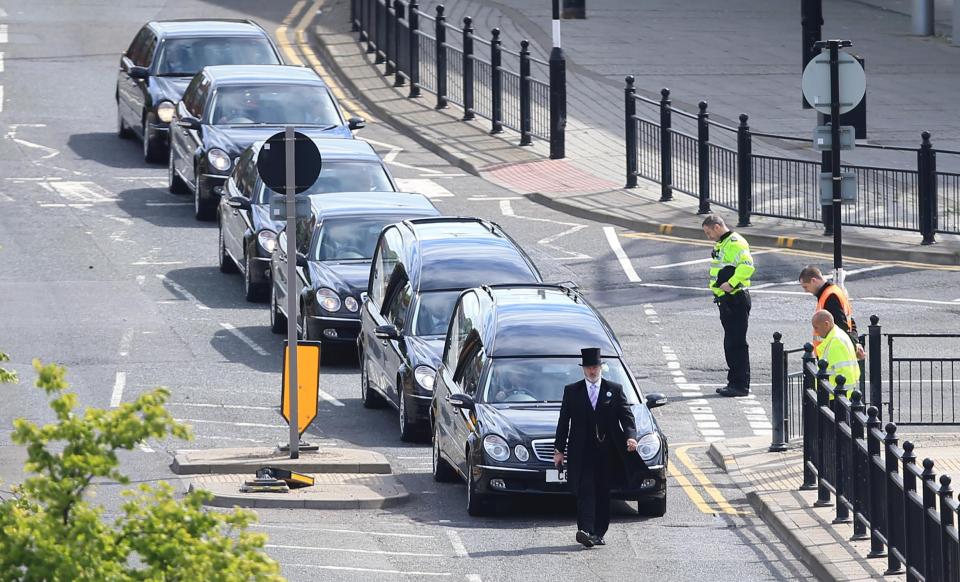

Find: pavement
708;434;960;581
310;0;960;267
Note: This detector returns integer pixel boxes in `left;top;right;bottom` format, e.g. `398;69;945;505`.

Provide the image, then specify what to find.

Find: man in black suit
554;348;638;547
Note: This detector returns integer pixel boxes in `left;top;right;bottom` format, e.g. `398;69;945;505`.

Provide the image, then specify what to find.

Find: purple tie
589;383;598;409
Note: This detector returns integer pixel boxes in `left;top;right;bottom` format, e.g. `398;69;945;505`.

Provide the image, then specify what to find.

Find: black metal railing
887;332;960;426
353;0;552;145
622;76;960;243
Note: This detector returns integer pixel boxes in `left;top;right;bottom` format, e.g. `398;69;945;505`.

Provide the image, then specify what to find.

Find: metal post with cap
549;0;566;159
284;126;300;459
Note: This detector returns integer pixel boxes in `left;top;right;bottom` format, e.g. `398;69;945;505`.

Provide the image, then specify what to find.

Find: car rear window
155;36;278;75
256;161;394;201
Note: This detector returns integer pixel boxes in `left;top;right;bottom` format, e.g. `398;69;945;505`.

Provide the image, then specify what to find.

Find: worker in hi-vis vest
798;265;865;360
702;214;754;397
812;310;860;399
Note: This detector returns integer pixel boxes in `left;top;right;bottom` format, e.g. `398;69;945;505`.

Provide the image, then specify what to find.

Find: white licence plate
545;469;567;483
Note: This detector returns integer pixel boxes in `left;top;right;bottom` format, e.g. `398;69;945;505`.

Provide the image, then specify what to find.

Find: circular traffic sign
801;50;866;116
256;129;322;195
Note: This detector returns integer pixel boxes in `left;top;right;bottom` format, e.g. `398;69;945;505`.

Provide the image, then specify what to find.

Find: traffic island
188;472;409;510
170;446;391;475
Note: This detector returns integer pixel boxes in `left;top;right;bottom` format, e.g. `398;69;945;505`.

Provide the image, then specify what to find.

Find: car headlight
156;101;175;123
257;230;277;254
636;433;662;461
344;296;359;312
483;435;510;463
207;148;231;172
315;288;341;312
413;365;435;391
513;444;529;462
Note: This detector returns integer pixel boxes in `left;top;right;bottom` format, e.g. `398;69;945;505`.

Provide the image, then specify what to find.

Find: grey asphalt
1;0;958;580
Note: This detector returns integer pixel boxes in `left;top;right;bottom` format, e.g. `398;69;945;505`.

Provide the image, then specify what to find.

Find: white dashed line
266;544;442;558
219;322;269;356
395;178;454;198
155;273;209;309
445;530;469;558
110;372;126;408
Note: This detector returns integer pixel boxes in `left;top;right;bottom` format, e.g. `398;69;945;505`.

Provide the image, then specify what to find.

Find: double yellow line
669;443;744;516
276;0;372;120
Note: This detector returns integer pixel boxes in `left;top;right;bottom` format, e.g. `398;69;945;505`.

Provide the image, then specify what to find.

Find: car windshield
313;216;407;261
481;357;641;405
155;36;278;75
256;161;394;201
209;84;341;126
413;290;462;336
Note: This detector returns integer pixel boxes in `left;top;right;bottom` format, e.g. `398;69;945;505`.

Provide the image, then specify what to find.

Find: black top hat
579;347;602;367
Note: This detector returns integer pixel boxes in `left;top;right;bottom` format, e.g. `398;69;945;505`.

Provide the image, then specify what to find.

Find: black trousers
575;441;611;536
718;291;751;389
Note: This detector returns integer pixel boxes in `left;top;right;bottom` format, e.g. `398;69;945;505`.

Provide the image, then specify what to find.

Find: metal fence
622;76;960;244
352;0;552;144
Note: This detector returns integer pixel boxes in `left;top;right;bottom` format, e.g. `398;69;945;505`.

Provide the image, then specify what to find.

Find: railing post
918;131;938;245
519;40;533;146
865;406;887;558
901;441;918;578
697;100;711;214
801;343;818;490
435;6;447;109
833;376;852;524
868;315;882;419
737;113;753;227
920;458;936;581
884;423;905;575
937;475;954;581
351;0;360;32
659;88;673;201
849;391;868;539
366;0;376;53
407;0;420;97
490;28;503;134
624;75;638;189
393;0;407;86
376;0;387;64
815;359;833;507
770;332;788;451
461;17;475;121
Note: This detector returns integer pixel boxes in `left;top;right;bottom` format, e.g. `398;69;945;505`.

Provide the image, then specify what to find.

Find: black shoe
593;536;606;546
718;386;750;397
716;384;731;394
575;530;594;548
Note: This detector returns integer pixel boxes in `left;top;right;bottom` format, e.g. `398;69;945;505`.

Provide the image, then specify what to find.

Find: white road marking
498;199;590;260
145;202;191;207
0;24;6;43
194;435;272;444
282;564;450;576
138;443;155;453
318;389;346;407
134;261;184;266
219;322;269;356
118;329;134;357
166;402;277;411
267;544;442;557
445;530;469;557
175;418;281;429
395;178;454;198
861;297;960;306
110;372;126;408
752;264;895;290
0;52;4;73
0;86;3;114
135;275;146;287
253;524;436;539
49;181;115;202
467;576;484;582
467;196;522;201
603;227;641;282
650;249;781;270
155;273;209;309
422;173;466;177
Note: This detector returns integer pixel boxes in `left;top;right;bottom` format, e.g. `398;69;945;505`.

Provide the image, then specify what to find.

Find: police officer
811;310;861;398
798;265;864;359
702;214;755;397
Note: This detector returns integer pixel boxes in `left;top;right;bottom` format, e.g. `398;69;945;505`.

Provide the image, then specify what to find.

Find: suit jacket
554;378;637;496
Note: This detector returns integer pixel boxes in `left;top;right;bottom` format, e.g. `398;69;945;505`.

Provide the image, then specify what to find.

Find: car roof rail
481;282;584;301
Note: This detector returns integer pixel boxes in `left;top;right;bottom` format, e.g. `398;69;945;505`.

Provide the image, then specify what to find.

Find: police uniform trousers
718;290;751;390
574;434;612;537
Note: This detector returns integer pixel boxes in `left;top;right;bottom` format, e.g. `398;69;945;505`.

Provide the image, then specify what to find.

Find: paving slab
170;446;392;475
188;472;408;509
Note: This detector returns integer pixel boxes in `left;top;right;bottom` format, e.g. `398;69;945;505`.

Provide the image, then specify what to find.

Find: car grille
531;439;555;463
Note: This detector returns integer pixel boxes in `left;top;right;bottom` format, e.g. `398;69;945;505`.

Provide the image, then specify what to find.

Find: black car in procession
359;218;543;442
116;19;282;162
219;138;398;302
431;284;669;517
269;193;441;347
168;65;366;221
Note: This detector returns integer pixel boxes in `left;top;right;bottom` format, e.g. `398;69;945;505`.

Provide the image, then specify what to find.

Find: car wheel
466;454;494;517
637;495;667;518
270;284;287;334
243;254;267;302
298;308;308;340
194;171;216;221
432;422;458;483
399;388;416;442
218;223;239;274
168;150;188;194
360;351;385;409
117;105;133;139
142;114;165;163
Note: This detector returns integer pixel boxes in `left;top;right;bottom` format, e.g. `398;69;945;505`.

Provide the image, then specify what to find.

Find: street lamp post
549;0;566;159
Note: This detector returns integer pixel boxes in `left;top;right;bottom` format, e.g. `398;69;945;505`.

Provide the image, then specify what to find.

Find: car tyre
194;170;216;221
142;114;165;163
432;423;458;483
168;150;188;194
399;388;417;442
270;284;287;334
243;254;267;302
360;351;385;409
218;223;239;274
117;104;133;139
466;454;494;517
637;495;667;518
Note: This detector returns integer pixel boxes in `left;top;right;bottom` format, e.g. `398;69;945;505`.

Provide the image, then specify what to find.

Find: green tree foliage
0;360;284;581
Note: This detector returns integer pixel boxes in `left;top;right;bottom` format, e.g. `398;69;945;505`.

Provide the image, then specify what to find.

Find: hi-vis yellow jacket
815;324;861;398
708;232;755;297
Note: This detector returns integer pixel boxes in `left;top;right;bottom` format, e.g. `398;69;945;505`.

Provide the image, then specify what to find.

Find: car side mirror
375;324;399;341
177;116;201;131
226;196;251;210
128;66;149;80
295;253;309;268
446;393;476;411
645;393;668;409
348;117;366;130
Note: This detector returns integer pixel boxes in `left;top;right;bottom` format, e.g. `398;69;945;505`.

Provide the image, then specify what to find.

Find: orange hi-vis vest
813;284;853;348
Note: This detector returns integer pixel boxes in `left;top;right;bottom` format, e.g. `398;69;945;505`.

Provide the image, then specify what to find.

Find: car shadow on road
68;132;153;169
210;324;280;373
115;188;207;229
163;266;267;311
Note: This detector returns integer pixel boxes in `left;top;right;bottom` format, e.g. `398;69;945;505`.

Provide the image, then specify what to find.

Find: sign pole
285;125;300;460
549;0;566;159
827;41;846;291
